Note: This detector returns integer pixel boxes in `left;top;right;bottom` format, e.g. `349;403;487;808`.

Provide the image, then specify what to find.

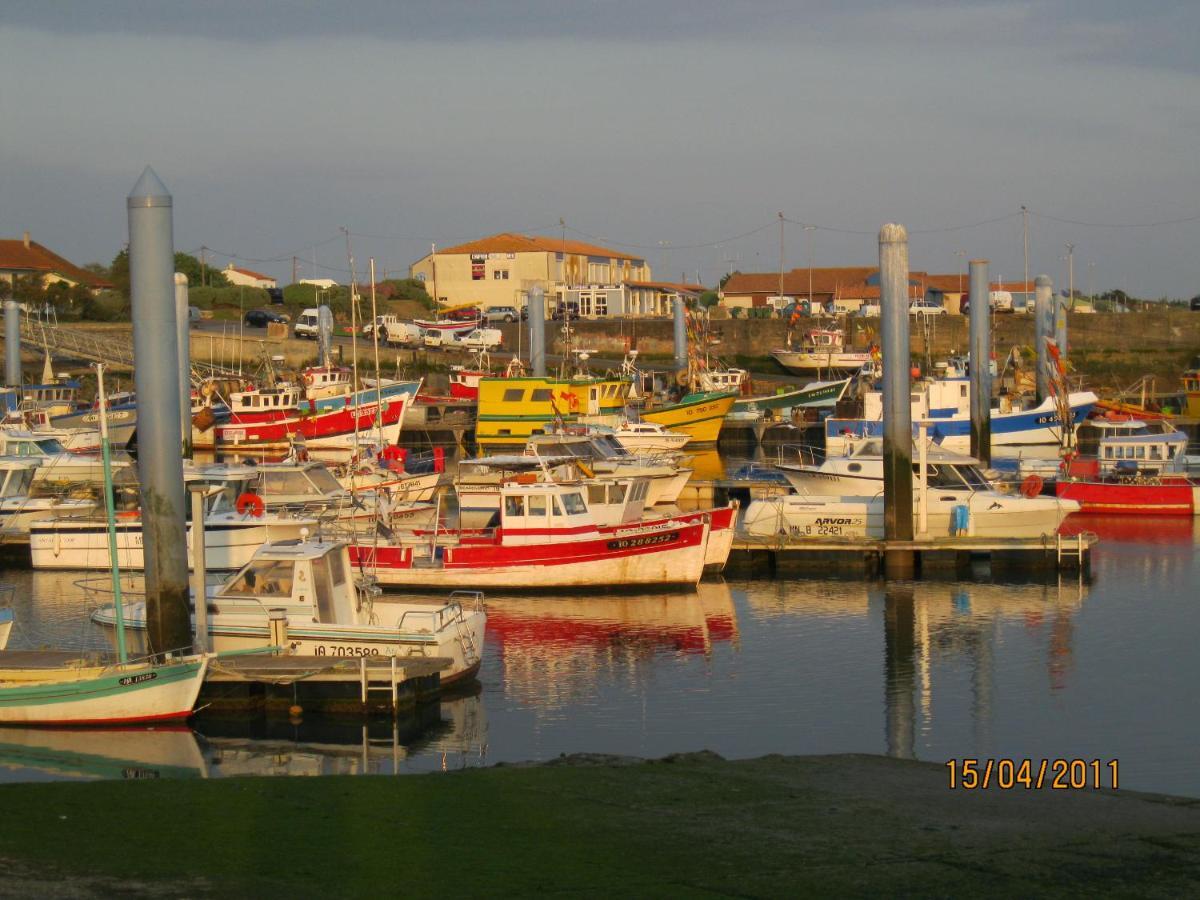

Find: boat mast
368;258;383;441
95;363;128;663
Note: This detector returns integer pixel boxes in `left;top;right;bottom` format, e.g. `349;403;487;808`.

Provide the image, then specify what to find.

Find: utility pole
1021;206;1029;301
1065;243;1075;311
200;246;207;287
292;256;298;285
805;224;815;311
777;212;785;306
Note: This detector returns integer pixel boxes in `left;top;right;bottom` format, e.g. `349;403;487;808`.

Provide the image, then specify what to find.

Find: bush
190;286;271;312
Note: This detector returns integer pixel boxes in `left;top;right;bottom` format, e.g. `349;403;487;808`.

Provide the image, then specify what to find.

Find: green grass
2;753;1199;898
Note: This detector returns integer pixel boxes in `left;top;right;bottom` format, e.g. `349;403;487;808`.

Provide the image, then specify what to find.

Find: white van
294;308;321;340
372;317;422;347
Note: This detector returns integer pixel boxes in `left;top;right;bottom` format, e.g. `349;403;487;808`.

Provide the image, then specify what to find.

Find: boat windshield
35;438;66;454
956;465;991;490
589;436;628;458
0;467;33;498
306;466;343;494
222;559;295;598
261;469;325;497
915;463;972;490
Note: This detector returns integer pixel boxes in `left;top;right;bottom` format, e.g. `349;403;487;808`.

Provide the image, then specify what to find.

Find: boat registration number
791;519;863;537
607;531;680;551
312;645;381;657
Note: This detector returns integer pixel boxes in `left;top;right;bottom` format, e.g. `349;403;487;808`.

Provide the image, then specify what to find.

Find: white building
223;264;277;290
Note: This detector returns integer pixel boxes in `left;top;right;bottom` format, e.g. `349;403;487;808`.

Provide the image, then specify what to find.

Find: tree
719;270;739;289
108;248;227;297
698;290;721;309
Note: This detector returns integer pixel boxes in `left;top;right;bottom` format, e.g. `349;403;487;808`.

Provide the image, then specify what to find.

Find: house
298;278;339;289
223;264;277;290
0;232;111;290
409;232;653;315
720;267;925;313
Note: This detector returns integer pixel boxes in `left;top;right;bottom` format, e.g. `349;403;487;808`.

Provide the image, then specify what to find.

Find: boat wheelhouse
475;375;634;447
771;329;873;375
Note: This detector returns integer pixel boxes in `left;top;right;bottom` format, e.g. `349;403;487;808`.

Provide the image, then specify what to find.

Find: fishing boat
1055;421;1199;515
771;328;873;375
740;486;1077;541
0;429;131;484
825;377;1097;454
91;540;486;685
639;391;737;445
29;482;316;571
730;377;852;419
475;374;634;447
350;480;710;590
777;437;998;497
523;431;692;505
414;315;481;334
0;459;96;539
612;421;692;453
0;364;210;726
1183;355;1200;418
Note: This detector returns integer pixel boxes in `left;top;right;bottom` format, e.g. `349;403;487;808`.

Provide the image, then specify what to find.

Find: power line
1029;209;1200;229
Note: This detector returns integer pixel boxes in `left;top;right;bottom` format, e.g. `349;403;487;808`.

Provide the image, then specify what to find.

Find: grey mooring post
879;223;914;576
1054;293;1068;361
188;485;208;654
673;296;687;371
174;273;192;457
968;259;991;465
317;305;334;364
529;285;546;377
1034;274;1053;403
3;300;20;387
128;167;192;657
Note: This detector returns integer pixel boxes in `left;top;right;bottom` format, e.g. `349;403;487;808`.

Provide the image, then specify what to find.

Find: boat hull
195;396;407;451
771;350;870;374
1055;479;1200;516
0;610;11;651
0;657;208;726
350;521;709;590
732;378;849;413
640;392;737;445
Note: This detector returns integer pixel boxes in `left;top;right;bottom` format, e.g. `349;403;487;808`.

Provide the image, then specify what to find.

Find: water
1;514;1197;794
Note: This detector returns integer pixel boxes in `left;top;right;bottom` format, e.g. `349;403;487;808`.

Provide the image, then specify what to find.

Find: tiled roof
228;265;274;281
723;267;926;299
0;239;111;288
435;232;641;262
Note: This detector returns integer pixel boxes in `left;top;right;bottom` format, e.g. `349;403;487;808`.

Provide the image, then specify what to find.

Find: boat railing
394;591;483;635
773;443;827;468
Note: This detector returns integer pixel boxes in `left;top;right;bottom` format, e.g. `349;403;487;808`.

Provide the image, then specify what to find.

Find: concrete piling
879;224;914;576
673;297;687;372
3;300;20;387
1054;293;1068;360
317;305;334;364
968;259;991;465
529;286;546;377
1034;274;1053;402
174;273;191;457
127;166;192;656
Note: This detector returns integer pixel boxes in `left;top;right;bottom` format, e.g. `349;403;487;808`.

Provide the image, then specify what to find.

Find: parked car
908;300;946;317
188;305;202;323
293;307;321;339
446;307;481;322
422;329;445;349
244;309;290;327
552;301;580;321
1190;295;1200;311
450;328;503;351
364;315;422;347
483;305;520;323
266;287;285;305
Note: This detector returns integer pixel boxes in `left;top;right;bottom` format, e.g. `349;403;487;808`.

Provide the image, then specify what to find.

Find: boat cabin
1096;426;1187;477
803;329;846;351
253;460;349;509
699;369;749;393
22;380;80;416
302;366;352;401
0;430;68;459
0;459;38;501
215;541;370;625
526;431;631;461
230;385;304;421
496;481;598;546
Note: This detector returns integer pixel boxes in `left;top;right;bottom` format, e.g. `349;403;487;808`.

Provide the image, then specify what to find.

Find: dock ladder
1055;531;1094;568
359;655;407;714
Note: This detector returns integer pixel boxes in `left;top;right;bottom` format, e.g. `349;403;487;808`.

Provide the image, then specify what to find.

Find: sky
2;1;1199;297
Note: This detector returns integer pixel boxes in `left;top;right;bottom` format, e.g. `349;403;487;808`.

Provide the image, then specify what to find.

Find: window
1150;445;1163;460
588;484;607;506
503;389;525;402
493;270;510;280
505;495;525;517
561;492;587;515
527;495;547;516
224;560;295;599
530;389;553;403
551;497;563;516
328;549;347;587
848;463;862;473
311;555;335;623
609;482;626;502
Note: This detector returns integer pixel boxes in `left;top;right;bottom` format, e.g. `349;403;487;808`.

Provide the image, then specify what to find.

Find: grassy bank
1;752;1197;897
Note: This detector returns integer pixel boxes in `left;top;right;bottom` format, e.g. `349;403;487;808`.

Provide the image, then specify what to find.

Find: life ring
236;492;265;517
1020;474;1044;498
303;372;314;385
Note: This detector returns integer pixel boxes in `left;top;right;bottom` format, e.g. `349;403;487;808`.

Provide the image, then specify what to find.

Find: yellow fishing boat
1184;356;1200;418
640;391;737;445
475;375;634;447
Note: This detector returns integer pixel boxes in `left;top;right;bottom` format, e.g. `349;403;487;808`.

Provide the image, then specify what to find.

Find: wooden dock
726;531;1096;577
202;653;452;716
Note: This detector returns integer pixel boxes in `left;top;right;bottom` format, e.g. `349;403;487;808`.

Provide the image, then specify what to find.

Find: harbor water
0;511;1196;794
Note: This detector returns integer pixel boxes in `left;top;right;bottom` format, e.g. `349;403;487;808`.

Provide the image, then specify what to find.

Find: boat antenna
95;363;128;663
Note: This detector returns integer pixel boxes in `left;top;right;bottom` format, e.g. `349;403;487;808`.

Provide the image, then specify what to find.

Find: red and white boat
195;382;409;451
1055;420;1198;515
415;316;481;334
349;480;712;590
449;354;522;401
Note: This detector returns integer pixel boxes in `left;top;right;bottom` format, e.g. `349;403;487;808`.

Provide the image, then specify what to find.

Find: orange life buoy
236;492;265;517
1020;474;1044;498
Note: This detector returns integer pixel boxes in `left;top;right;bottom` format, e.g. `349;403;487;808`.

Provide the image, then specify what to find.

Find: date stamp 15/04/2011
946;759;1118;790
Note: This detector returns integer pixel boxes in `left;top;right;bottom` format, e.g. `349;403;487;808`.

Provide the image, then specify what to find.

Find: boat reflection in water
485;581;738;709
0;727;207;781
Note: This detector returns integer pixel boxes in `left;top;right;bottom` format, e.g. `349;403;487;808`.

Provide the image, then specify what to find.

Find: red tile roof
625;280;706;293
0;238;111;288
436;232;641;262
723;267;927;300
228;265;274;282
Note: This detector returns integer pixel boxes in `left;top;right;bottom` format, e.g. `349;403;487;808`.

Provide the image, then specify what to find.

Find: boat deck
0;649;112;670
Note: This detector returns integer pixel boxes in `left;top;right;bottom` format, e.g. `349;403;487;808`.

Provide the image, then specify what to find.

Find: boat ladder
359;655;406;714
1055;531;1094;567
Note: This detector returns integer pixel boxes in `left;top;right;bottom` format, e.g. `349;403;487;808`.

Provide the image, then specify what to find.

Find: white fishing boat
771;328;872;375
0;459;96;539
778;438;1000;497
741;487;1077;541
611;421;692;453
91;540;486;685
523;431;692;506
29;485;316;571
0;429;130;484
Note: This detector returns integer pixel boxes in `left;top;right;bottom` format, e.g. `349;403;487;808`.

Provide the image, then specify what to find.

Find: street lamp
954;250;966;295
